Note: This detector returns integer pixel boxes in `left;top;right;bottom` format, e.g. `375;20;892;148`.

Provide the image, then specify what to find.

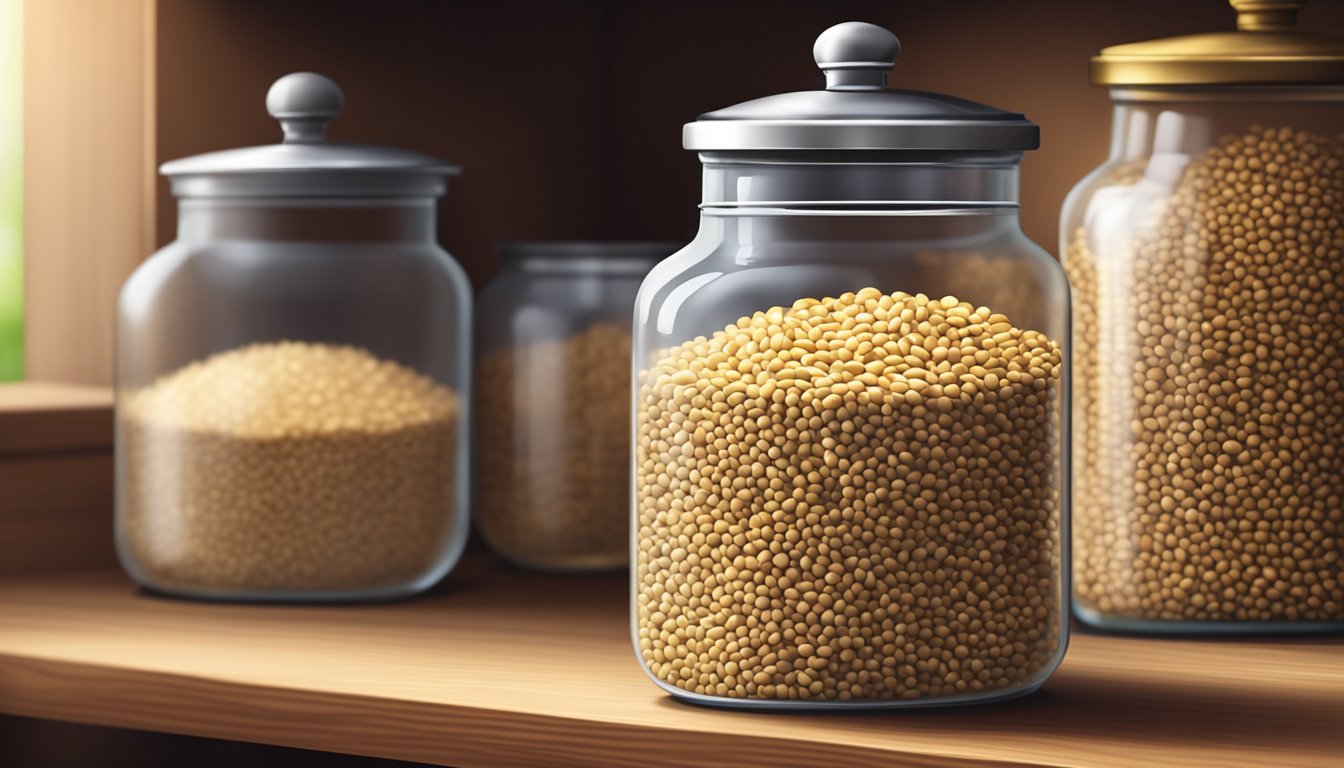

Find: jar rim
1107;85;1344;104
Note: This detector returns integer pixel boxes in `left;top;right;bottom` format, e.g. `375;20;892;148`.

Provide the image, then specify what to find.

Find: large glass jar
475;242;670;571
632;22;1070;708
116;73;471;601
1064;0;1344;633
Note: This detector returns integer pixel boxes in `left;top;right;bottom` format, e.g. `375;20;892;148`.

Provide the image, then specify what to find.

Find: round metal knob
1231;0;1304;31
266;72;344;143
813;21;901;91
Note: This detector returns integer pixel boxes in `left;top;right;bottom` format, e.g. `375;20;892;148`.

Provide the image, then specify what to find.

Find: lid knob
1231;0;1304;31
266;72;344;144
813;21;900;92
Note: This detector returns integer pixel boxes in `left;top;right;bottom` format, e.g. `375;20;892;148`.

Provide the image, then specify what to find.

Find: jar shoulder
635;221;1068;343
122;239;470;313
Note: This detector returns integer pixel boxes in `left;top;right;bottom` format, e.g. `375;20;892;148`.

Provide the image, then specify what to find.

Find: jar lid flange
160;73;461;198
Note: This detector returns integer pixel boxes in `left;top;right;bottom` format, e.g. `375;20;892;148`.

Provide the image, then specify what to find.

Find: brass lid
1091;1;1344;86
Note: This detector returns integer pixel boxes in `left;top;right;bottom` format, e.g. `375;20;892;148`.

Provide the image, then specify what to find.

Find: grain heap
476;323;632;570
1067;126;1344;624
636;288;1064;703
121;341;460;594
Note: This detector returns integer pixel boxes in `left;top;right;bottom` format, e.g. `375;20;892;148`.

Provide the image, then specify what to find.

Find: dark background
0;715;425;767
155;0;1344;289
13;1;1344;766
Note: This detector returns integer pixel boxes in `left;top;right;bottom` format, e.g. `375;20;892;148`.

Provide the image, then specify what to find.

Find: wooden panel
0;381;113;454
23;0;156;385
0;559;1338;767
0;452;115;574
0;383;116;574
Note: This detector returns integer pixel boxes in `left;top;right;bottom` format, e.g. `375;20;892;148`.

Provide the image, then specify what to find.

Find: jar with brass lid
1063;0;1344;633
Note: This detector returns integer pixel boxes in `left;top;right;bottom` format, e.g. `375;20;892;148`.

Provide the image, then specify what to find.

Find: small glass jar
632;22;1070;708
1064;0;1344;633
116;73;472;601
475;242;670;571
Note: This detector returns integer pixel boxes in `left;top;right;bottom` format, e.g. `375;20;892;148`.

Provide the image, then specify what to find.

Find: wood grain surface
0;557;1338;767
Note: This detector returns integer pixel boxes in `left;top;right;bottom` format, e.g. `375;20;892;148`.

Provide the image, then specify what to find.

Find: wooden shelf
0;381;113;455
0;557;1339;768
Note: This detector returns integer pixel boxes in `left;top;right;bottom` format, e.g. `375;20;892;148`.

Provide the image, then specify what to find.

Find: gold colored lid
1091;1;1344;86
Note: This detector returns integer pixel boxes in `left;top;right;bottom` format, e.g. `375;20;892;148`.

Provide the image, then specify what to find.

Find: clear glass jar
632;23;1070;709
1064;0;1344;633
475;242;670;571
116;74;471;601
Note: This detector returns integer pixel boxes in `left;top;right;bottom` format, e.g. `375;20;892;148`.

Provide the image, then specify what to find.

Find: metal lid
497;241;678;260
496;242;675;275
683;22;1039;152
160;72;461;198
1092;1;1344;86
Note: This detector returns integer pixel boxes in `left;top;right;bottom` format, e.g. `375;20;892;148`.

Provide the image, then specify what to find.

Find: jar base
118;542;465;605
649;674;1050;711
133;579;442;604
1073;603;1344;636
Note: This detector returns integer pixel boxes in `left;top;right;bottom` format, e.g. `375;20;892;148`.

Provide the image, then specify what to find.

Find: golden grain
636;288;1063;702
1068;126;1344;623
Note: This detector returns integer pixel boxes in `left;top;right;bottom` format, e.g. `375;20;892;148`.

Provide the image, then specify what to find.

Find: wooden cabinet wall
27;0;1344;382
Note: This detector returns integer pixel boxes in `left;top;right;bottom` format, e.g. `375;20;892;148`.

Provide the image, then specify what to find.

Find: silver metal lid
160;72;461;198
683;22;1040;152
497;241;676;275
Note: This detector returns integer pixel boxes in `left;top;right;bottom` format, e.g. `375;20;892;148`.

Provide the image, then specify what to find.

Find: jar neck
498;255;660;276
176;198;437;243
694;206;1024;246
698;151;1022;211
496;243;671;276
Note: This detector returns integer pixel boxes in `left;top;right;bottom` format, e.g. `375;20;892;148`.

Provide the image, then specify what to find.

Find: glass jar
1064;0;1344;633
475;242;670;571
632;22;1070;708
116;73;471;601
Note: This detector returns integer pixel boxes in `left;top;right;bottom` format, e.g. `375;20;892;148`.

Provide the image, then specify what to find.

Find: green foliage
0;0;22;381
0;246;19;382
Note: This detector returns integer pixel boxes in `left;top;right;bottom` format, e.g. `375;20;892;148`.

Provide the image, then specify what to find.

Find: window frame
19;0;156;387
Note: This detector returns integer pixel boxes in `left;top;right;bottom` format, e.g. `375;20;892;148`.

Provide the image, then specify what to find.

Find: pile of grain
1067;126;1344;623
636;288;1063;702
476;323;632;570
120;341;460;595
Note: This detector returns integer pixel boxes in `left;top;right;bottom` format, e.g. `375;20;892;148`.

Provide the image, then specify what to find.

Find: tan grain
121;341;459;594
636;288;1063;702
476;324;632;571
1068;126;1344;623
